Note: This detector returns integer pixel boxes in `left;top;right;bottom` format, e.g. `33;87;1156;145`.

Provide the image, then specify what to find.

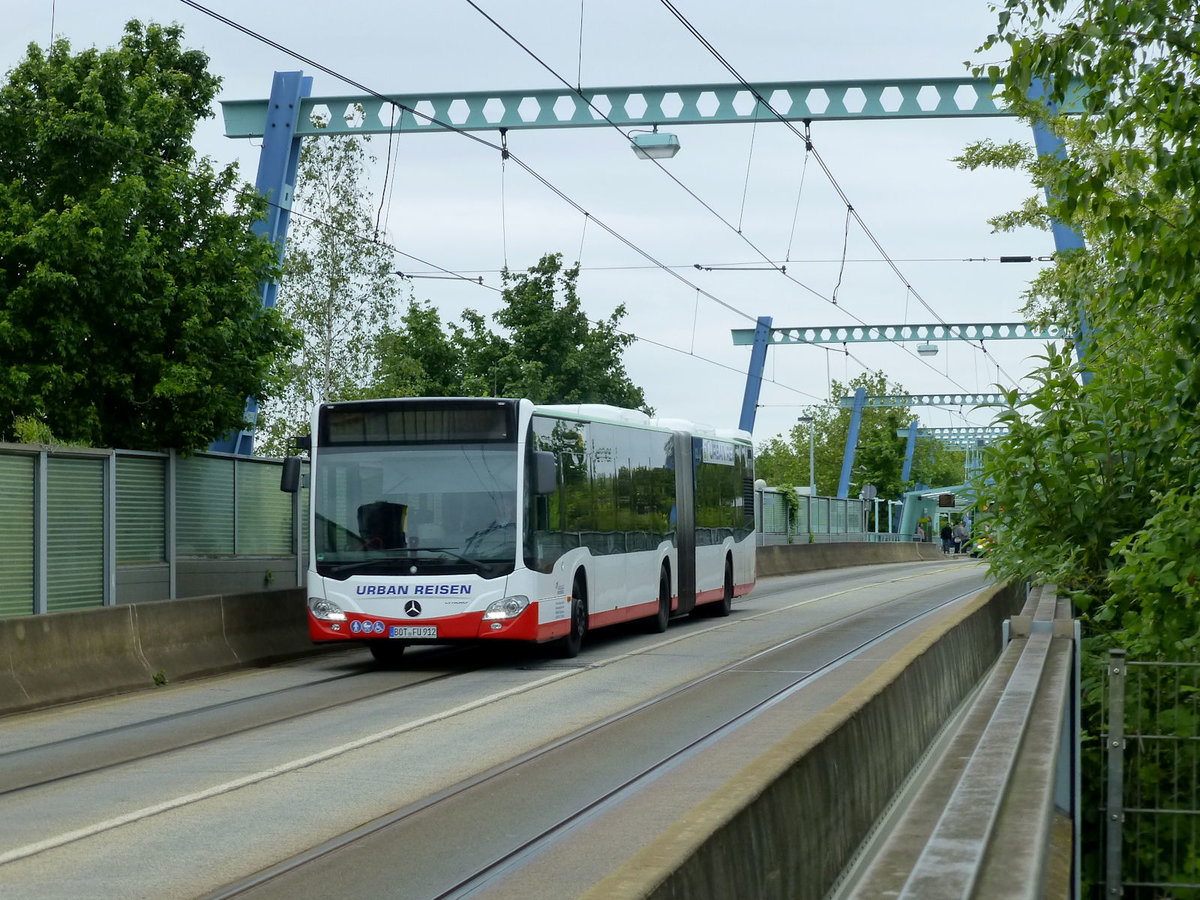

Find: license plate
389;626;437;639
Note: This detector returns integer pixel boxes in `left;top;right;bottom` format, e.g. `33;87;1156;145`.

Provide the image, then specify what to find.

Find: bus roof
535;403;751;444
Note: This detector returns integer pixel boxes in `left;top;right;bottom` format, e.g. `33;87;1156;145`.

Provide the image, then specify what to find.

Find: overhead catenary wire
186;0;1038;402
458;0;832;305
178;0;1028;422
655;0;1024;390
456;0;1022;400
16;79;496;296
831;204;852;306
395;256;1053;275
465;0;1025;395
374;102;399;239
500;127;509;270
784;123;812;262
737;99;760;233
576;212;589;267
575;0;585;90
14;45;866;413
381;103;403;237
177;0;760;325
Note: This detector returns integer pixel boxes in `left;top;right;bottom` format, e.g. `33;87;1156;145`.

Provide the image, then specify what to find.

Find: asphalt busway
0;542;1075;898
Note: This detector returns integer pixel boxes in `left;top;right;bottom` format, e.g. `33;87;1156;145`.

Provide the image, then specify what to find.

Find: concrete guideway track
218;562;990;900
0;647;483;794
0;560;987;899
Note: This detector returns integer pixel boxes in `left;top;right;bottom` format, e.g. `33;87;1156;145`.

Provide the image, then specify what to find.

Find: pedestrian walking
953;520;970;554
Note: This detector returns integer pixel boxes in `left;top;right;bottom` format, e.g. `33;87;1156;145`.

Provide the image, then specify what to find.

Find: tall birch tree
257;127;401;455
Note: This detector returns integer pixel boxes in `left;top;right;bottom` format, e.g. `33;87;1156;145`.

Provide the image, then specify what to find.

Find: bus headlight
483;596;530;621
309;597;346;621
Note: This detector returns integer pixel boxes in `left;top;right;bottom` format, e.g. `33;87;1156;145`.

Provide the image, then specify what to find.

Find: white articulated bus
282;397;756;662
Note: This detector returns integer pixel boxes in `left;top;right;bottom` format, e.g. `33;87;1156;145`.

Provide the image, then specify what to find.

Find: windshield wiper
322;555;411;576
408;546;494;570
321;548;499;578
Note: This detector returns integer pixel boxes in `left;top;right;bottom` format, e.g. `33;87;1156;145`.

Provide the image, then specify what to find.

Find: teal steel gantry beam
223;74;1085;451
221;77;1081;139
731;322;1065;346
837;393;1030;408
896;426;1009;450
900;424;1007;483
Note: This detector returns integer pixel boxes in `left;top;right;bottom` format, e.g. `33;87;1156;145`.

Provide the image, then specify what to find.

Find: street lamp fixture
630;125;680;160
916;342;939;357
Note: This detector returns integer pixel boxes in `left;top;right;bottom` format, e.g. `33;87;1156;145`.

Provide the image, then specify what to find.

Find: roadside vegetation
965;1;1200;890
754;370;964;503
0;22;292;450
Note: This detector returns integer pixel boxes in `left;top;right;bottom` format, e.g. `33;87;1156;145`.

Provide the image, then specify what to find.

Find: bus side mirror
281;456;302;493
534;451;557;495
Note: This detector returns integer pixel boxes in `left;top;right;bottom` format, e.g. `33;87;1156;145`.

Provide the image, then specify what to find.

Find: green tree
371;253;650;411
485;253;648;410
370;300;466;399
966;7;1200;885
0;22;290;450
967;0;1200;652
754;371;963;501
257;128;400;455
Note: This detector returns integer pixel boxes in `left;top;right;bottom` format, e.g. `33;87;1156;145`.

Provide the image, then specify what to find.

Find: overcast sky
4;1;1053;444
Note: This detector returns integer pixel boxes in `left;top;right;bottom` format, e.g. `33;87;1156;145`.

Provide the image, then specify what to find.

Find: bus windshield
313;443;519;579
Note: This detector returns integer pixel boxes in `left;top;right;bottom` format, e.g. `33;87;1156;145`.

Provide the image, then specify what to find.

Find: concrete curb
0;589;311;715
581;578;1025;900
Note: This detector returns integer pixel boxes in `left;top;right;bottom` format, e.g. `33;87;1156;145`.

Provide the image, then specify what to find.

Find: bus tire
555;573;588;658
647;565;671;633
714;556;734;617
368;641;407;667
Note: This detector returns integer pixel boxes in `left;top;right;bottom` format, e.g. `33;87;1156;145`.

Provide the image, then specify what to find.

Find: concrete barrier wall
115;558;303;605
0;589;308;715
756;539;945;576
585;578;1026;900
0;542;948;717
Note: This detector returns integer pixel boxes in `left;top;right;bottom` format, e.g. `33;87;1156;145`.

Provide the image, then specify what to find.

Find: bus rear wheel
555;575;588;658
647;566;671;633
696;557;734;618
714;557;734;617
368;641;407;667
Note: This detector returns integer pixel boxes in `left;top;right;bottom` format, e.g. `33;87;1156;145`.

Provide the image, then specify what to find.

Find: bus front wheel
556;575;588;658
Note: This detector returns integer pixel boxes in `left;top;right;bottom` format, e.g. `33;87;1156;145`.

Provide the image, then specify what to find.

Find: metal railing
758;487;890;545
1102;650;1200;898
0;443;306;615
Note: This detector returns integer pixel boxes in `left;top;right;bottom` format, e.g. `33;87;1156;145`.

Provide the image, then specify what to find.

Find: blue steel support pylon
1029;80;1093;385
900;420;918;482
211;70;313;455
837;387;867;498
896;420;919;536
738;316;773;434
